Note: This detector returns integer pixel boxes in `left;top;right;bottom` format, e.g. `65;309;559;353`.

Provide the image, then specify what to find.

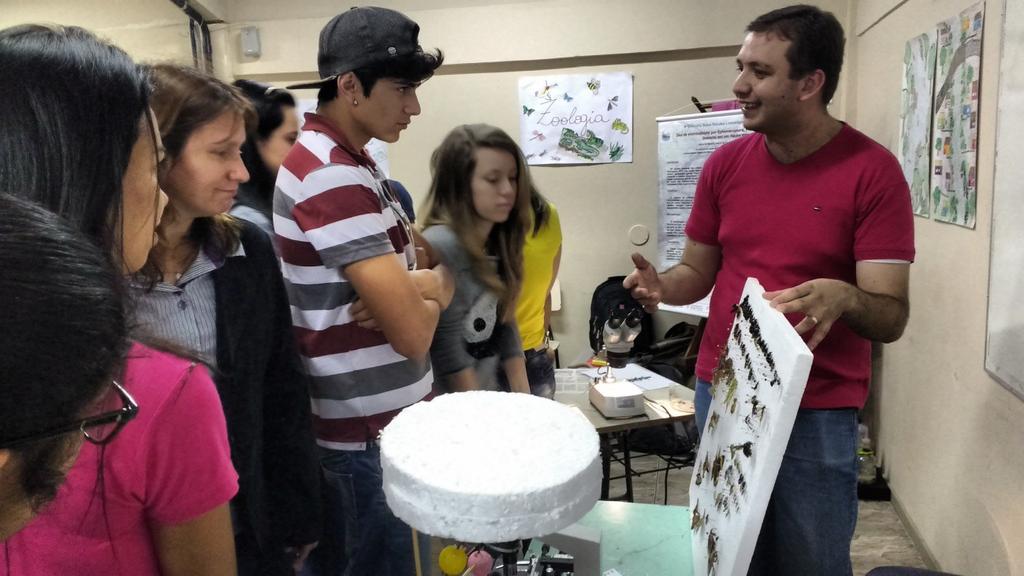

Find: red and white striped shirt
274;113;430;450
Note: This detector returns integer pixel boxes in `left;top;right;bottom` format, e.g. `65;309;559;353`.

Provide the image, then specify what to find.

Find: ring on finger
806;314;819;325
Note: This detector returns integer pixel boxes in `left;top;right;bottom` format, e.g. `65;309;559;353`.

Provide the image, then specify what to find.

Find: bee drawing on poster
689;278;813;576
518;72;633;165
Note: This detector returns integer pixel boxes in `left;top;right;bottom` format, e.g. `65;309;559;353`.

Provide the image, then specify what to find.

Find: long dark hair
0;194;129;511
420;124;531;316
143;63;255;280
232;79;296;216
0;24;153;271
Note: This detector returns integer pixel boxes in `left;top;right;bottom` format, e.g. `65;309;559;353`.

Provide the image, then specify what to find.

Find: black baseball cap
286;6;421;90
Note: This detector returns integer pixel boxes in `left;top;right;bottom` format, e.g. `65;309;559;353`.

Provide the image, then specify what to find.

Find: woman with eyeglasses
0;25;238;575
229;79;299;237
0;194;133;540
132;63;320;576
413;124;533;394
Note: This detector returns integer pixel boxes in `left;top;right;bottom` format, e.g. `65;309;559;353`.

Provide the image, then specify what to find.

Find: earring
352;99;358;106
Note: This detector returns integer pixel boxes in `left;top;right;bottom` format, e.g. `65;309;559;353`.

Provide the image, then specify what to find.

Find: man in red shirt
625;5;913;574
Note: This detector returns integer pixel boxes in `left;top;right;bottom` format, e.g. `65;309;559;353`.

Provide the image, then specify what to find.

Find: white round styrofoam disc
381;391;600;542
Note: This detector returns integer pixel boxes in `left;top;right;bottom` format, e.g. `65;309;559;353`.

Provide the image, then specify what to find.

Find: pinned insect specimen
522;105;535;116
707;411;720;434
707;529;719;575
691;502;706;531
711;453;725;486
607;95;619;111
745;396;767;431
712;355;734;392
714;491;731;516
586;78;601;94
730;441;753;459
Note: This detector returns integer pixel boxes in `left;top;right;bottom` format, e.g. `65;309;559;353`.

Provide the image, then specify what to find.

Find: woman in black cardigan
132;63;320;575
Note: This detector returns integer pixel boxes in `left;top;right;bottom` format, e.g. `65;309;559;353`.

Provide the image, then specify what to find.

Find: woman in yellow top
508;186;562;398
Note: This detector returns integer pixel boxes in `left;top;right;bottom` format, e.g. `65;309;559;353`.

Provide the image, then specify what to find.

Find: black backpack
588;276;655;354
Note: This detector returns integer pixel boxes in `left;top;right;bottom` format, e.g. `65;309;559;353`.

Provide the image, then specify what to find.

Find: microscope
589;307;647;418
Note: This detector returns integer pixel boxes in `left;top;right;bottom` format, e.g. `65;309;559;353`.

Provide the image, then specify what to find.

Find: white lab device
589;379;646;418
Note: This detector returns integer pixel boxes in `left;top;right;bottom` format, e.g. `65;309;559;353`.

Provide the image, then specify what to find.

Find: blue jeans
497;348;555;399
524;348;555;399
303;445;422;576
695;379;858;576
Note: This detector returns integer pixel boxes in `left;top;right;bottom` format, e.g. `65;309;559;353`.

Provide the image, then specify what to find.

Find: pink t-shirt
1;343;238;574
685;124;915;409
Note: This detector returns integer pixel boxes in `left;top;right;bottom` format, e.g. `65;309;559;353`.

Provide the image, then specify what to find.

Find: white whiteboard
985;0;1024;401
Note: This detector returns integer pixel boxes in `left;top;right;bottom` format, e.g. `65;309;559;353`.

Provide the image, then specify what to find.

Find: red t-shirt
685;124;914;409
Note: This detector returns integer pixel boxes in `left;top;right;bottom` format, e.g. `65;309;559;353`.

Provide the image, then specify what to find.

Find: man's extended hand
763;278;855;350
623;252;663;313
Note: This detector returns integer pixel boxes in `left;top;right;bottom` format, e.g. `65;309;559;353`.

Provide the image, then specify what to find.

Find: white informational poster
296;98;390;176
689;278;812;576
655;110;749;318
518;72;633;165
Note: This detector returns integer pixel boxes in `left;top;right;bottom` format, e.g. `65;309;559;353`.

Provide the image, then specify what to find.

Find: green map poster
930;2;984;228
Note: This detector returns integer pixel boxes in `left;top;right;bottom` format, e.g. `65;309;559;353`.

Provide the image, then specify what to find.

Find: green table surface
534;500;693;575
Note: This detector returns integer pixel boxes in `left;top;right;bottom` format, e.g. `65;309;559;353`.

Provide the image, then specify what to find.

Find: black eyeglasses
0;380;139;450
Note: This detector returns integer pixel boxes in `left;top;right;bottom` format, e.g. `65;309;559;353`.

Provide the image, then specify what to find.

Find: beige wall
0;0;194;64
851;1;1024;575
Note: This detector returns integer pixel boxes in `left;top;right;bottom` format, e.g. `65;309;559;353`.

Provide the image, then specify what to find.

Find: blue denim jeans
497;348;555;399
695;379;858;576
302;445;422;576
524;348;555;399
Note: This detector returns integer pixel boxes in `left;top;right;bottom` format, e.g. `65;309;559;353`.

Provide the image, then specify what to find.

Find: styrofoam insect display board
689;278;813;576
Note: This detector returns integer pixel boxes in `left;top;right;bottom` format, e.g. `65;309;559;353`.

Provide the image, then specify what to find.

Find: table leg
600;433;611;500
621;432;634;502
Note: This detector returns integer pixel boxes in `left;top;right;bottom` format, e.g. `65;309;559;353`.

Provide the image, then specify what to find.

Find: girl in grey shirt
419;124;534;394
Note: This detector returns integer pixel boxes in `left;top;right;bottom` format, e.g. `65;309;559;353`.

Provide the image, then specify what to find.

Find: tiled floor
616;453;931;576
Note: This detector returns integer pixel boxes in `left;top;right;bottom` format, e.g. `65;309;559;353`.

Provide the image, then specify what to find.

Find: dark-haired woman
229;79;298;236
0;25;239;575
0;195;131;540
418;124;532;393
133;63;320;576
